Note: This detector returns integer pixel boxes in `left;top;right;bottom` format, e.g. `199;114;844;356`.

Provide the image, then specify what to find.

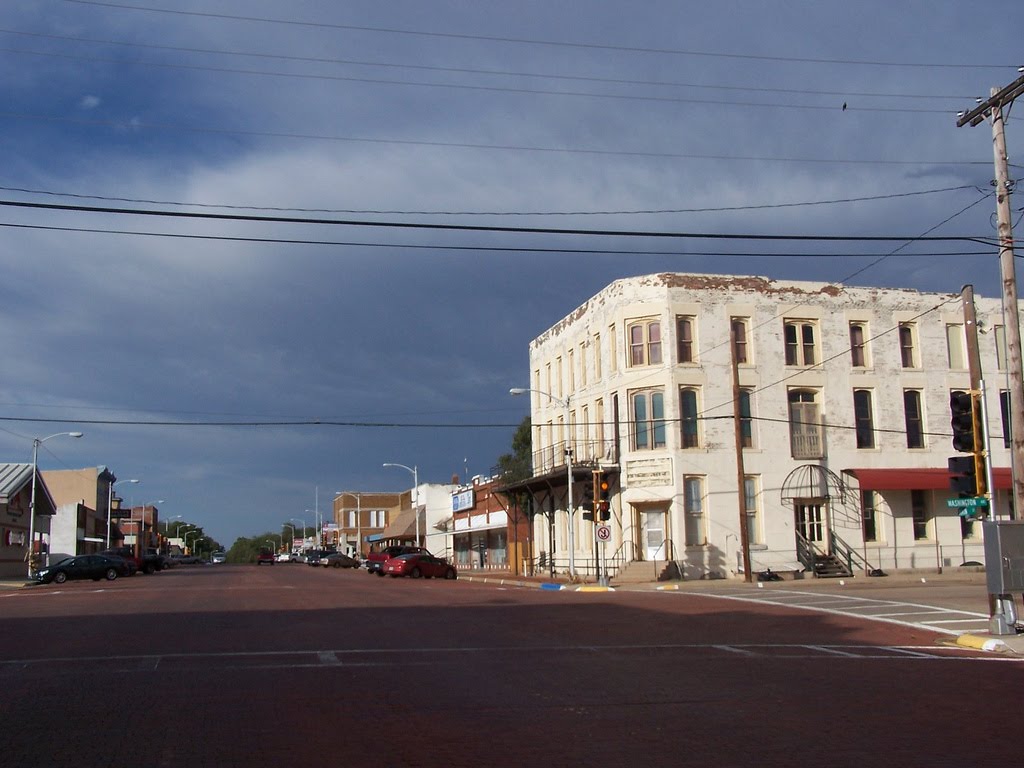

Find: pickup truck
102;546;166;575
365;545;426;576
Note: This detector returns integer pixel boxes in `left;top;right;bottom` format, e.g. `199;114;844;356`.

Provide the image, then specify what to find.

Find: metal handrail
829;531;875;574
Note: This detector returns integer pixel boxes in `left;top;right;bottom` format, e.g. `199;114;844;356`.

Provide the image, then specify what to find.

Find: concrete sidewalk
458;569;1024;656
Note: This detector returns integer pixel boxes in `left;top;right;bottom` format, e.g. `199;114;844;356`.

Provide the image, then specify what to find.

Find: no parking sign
596;524;611;542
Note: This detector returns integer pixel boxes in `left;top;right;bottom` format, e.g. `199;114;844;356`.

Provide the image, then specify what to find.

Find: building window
849;322;868;367
1001;390;1011;448
784;320;818;366
579;342;587;386
609;324;618;373
731;317;749;364
744;476;761;545
631;389;666;450
680;387;700;448
567;349;575;393
347;510;357;528
789;389;824;459
904;390;925;449
739;389;754;448
946;324;966;370
684;476;705;547
556;356;563;399
912;490;928;540
676;316;695;364
853;389;875;449
593;333;602;379
595;398;605;455
369;510;387;528
861;490;877;542
628;319;662;367
899;323;917;368
995;325;1007;371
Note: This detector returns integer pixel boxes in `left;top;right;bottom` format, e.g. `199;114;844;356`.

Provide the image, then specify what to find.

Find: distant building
506;273;1015;580
42;466;117;560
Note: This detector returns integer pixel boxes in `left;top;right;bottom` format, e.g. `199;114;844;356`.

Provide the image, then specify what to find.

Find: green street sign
946;497;989;508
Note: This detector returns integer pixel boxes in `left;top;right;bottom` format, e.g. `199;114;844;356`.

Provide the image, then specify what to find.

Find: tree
496;416;532;484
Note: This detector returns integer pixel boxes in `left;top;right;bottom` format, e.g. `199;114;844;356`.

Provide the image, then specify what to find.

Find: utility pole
957;72;1024;519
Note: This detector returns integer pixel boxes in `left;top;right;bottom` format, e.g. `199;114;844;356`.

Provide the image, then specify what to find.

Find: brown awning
379;507;424;540
844;467;1011;491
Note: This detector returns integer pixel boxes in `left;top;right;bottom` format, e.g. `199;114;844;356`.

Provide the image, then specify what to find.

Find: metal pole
27;438;39;578
564;399;575;578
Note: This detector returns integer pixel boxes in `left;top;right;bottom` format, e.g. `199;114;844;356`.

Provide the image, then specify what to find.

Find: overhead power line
0;29;980;101
0;198;997;244
60;1;1013;69
0;183;979;217
0;220;997;257
0;45;963;114
1;111;992;166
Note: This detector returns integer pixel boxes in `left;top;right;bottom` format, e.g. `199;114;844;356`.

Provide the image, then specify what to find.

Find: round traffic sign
596;524;611;542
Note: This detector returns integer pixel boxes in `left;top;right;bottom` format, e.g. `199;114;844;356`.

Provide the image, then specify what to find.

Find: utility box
982;520;1024;593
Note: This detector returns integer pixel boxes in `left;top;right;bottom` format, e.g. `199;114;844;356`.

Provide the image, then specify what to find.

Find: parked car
256;549;275;565
98;549;138;576
276;552;292;562
34;554;132;584
366;545;427;576
321;552;360;569
383;553;457;580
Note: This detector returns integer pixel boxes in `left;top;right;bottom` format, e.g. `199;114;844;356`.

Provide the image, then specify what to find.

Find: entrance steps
610;560;680;585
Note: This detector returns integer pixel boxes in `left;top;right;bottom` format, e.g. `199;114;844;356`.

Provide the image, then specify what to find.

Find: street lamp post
290;518;307;551
383;463;419;547
28;431;84;576
184;530;199;555
283;523;295;552
336;491;362;556
511;386;576;578
135;500;164;559
106;477;139;548
305;509;319;549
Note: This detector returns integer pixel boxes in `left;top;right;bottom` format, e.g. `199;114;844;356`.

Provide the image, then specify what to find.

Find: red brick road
0;565;1017;767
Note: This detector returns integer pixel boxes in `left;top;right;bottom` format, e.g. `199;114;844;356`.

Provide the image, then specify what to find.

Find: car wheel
143;564;155;575
444;568;457;580
410;567;422;579
54;571;67;584
375;570;386;577
105;568;118;581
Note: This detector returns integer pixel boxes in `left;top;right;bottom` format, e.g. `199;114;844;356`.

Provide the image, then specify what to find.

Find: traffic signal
947;455;978;497
949;391;977;453
581;479;595;521
598;476;611;521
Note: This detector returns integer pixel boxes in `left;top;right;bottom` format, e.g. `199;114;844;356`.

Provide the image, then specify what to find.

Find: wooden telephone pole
957;73;1024;519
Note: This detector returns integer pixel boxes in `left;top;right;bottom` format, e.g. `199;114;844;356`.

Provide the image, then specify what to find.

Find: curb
955;634;1009;653
575;585;616;592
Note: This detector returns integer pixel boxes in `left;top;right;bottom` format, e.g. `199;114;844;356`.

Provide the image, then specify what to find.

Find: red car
383;553;457;580
256;549;275;565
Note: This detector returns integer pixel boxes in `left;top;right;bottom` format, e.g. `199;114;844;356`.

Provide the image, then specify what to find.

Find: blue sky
1;0;1020;545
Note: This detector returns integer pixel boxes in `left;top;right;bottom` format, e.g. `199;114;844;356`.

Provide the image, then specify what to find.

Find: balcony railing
531;439;615;475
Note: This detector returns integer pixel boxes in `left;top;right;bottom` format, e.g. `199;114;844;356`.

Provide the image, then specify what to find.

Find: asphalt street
1;565;1020;767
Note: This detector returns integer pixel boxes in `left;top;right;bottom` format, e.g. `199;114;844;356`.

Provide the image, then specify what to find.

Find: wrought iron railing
531;439;615;474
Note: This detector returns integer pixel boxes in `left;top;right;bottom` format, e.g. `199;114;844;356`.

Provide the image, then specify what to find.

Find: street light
305;509;320;549
336;491;362;556
135;500;164;558
106;477;139;548
28;431;84;576
184;530;200;555
510;386;576;578
383;463;419;547
290;518;307;551
283;523;295;552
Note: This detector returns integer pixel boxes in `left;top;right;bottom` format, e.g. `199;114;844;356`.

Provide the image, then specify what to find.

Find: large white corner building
517;273;1015;580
